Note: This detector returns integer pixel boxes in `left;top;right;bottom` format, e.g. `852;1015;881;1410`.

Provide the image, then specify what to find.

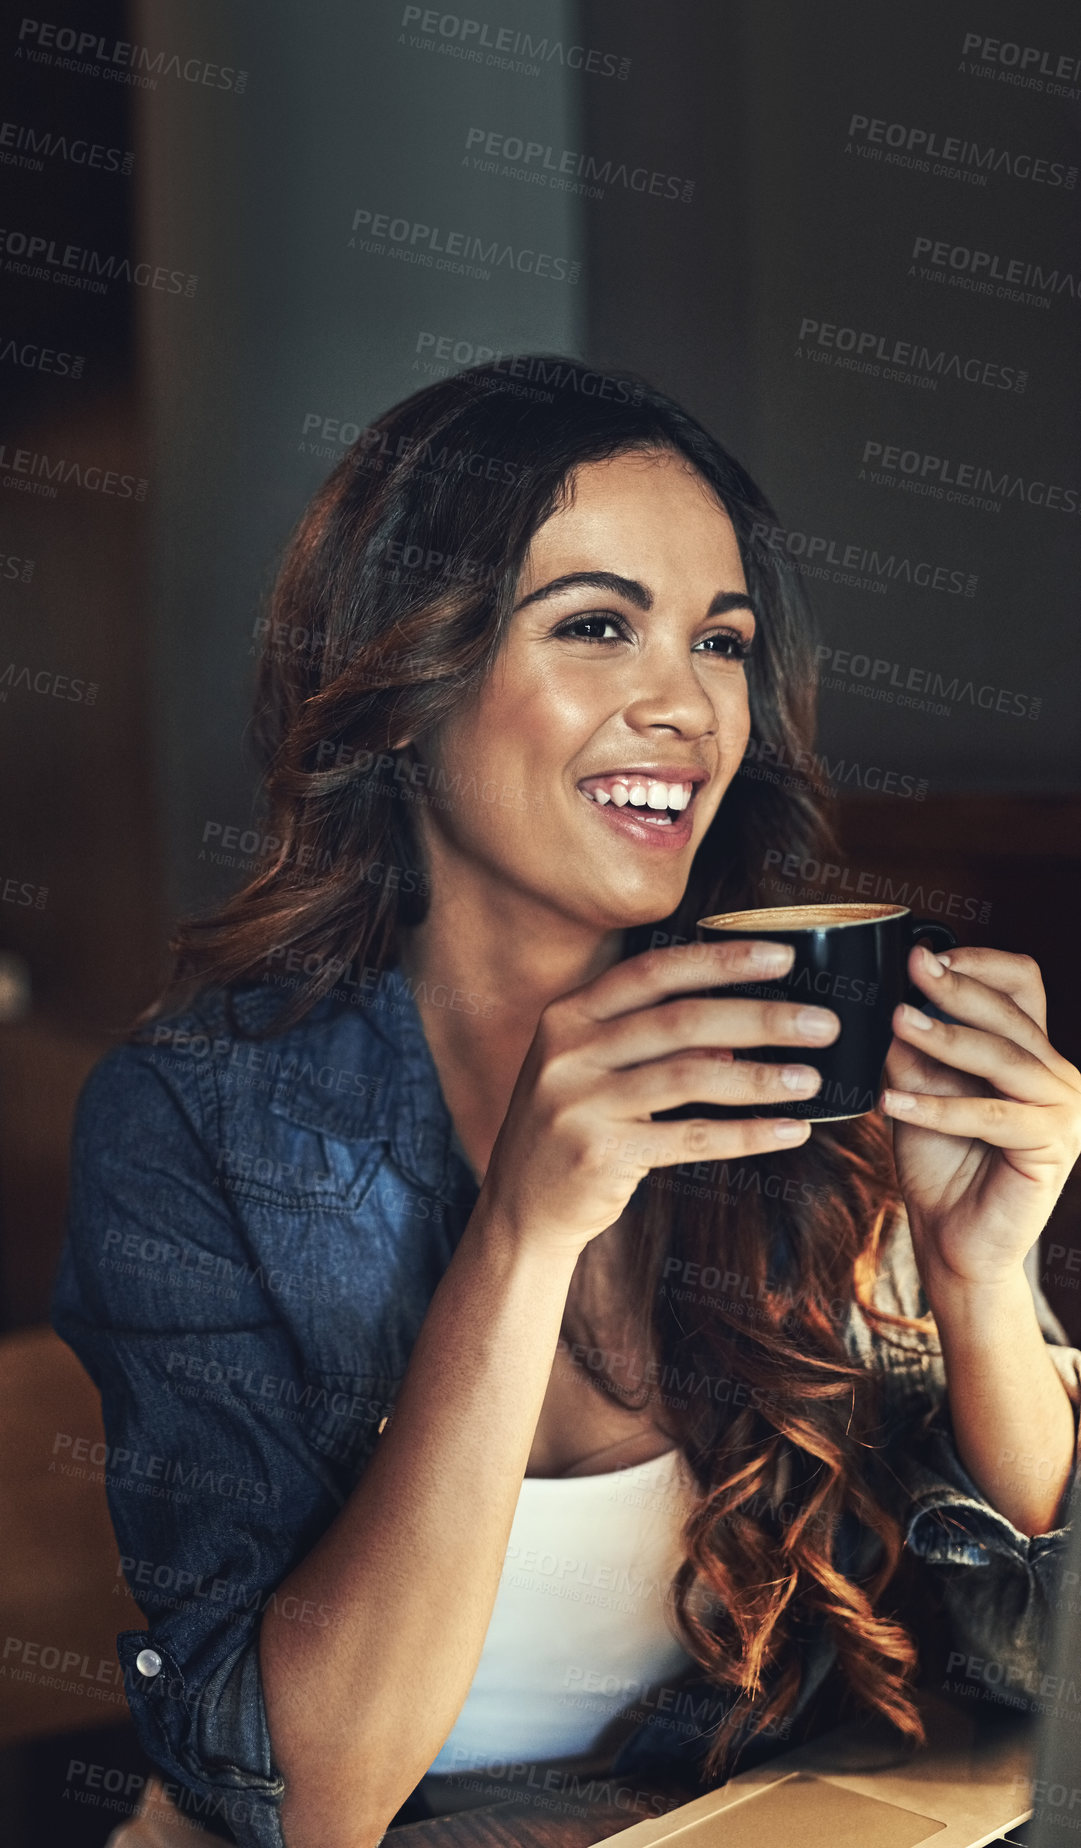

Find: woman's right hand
477;938;841;1259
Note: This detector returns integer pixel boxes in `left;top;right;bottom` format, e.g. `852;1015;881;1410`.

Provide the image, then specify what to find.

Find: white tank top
425;1446;700;1775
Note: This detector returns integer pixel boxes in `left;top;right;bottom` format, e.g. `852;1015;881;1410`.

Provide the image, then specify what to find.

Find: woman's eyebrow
513;570;757;619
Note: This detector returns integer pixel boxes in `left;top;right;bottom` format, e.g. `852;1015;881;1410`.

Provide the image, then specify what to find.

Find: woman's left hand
880;945;1081;1290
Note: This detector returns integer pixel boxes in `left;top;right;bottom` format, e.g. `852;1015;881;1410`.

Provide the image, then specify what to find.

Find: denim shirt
51;964;1081;1848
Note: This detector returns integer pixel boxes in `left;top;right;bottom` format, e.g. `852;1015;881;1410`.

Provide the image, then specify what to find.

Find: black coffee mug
654;903;958;1123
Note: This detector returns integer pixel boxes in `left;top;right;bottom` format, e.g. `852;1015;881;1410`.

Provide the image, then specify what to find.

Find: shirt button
136;1649;163;1678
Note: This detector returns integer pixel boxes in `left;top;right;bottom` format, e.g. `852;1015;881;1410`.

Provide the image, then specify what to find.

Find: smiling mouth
575;783;702;833
577;783;700;826
577;771;702;813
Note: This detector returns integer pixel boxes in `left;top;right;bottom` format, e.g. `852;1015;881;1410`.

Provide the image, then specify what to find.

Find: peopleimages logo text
400;7;629;79
412;337;644;403
349;208;578;283
0;119;132;174
911;235;1080;303
0;441;147;501
0;335;84;377
16;18;248;91
815;646;1041;722
860;440;1080;514
750;520;977;598
796;317;1026;393
0;227;196;295
463;128;694;202
740;737;927;802
961;32;1081;85
847;113;1076;188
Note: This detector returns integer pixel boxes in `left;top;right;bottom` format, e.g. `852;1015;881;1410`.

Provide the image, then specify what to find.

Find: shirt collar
231;964;478;1205
364;963;480;1203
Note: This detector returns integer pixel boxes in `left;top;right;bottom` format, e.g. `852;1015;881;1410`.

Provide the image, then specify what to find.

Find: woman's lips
576;786;695;850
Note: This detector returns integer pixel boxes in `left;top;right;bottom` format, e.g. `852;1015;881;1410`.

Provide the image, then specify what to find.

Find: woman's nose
620;649;721;735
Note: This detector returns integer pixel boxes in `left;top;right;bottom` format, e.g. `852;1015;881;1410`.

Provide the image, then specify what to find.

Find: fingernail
883;1090;917;1112
781;1065;819;1091
749;941;794;972
902;1003;934;1032
773;1120;808;1140
796;1008;837;1040
923;949;947;976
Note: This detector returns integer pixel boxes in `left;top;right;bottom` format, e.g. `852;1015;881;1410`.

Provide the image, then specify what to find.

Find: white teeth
583;777;694;809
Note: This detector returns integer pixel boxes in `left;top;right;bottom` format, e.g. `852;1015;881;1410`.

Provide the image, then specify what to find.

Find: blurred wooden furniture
0;1019;108;1329
0;1324;142;1745
834;794;1081;1057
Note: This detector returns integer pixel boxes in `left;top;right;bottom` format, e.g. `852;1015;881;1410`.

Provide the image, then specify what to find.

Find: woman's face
407;447;756;935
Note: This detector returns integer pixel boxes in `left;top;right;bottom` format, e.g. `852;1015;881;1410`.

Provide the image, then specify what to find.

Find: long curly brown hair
138;357;931;1780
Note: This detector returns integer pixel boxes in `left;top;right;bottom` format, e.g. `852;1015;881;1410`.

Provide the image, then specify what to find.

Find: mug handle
905;918;958;1010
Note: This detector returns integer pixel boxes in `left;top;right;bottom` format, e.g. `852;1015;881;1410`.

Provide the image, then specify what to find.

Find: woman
53;359;1081;1848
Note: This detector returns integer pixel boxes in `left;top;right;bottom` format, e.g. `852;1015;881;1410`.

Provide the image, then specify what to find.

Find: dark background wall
582;0;1081;790
0;2;1078;1840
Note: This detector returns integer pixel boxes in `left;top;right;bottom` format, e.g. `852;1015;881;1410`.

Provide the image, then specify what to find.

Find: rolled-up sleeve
857;1212;1081;1707
52;1043;350;1848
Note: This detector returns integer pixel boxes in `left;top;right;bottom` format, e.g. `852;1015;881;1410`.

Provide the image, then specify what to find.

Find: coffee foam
700;904;908;931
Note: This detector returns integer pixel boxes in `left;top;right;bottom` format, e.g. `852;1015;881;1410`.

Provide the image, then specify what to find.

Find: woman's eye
696;630;754;660
553;616;753;657
555;614;627;642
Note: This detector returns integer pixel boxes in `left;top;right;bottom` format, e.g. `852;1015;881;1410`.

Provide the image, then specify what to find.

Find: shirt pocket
217;1092;386;1215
